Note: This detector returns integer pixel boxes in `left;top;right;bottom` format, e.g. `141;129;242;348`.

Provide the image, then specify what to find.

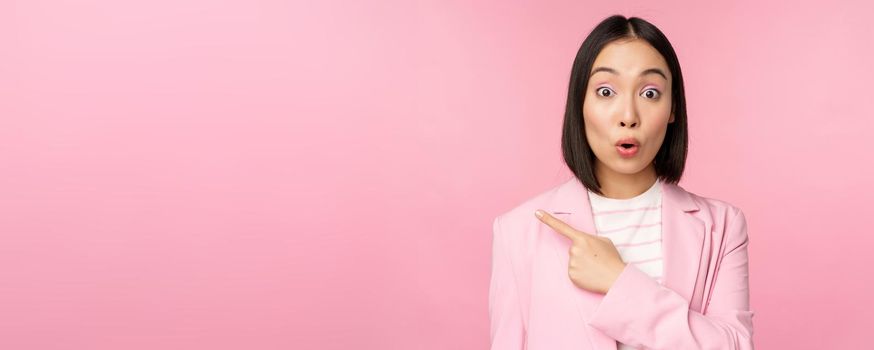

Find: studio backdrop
1;0;872;349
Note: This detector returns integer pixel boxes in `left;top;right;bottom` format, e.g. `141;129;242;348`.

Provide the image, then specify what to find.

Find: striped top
587;179;663;350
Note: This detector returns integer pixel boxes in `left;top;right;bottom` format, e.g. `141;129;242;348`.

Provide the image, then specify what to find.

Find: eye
595;87;615;98
641;88;661;99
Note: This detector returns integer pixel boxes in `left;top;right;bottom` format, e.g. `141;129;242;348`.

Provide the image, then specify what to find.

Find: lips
615;137;640;148
615;137;640;157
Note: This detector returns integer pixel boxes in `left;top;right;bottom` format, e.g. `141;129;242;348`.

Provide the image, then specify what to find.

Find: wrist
605;262;627;293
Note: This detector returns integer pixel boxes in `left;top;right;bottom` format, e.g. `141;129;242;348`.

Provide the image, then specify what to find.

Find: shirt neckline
587;179;662;203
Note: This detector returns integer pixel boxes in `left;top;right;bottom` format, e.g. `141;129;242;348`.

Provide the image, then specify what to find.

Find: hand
535;209;627;294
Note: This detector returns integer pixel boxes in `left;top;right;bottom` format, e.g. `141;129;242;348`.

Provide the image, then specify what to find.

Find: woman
488;15;755;350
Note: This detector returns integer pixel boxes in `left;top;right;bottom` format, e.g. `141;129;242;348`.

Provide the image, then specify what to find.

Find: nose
618;97;640;128
620;120;638;128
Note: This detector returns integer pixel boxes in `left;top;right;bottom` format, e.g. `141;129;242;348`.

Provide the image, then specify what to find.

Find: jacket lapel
543;177;707;329
660;181;708;307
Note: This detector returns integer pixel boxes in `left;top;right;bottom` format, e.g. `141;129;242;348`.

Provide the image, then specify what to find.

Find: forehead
591;39;670;78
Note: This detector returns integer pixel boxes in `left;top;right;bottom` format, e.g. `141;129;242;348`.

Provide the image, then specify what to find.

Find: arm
586;208;755;350
489;215;526;350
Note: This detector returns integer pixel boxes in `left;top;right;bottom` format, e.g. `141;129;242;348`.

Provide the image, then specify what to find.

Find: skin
536;38;675;295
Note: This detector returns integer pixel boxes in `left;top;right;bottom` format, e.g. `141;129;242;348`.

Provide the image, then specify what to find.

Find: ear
669;112;675;123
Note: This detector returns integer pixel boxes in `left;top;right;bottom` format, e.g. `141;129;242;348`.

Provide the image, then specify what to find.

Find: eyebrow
589;66;668;80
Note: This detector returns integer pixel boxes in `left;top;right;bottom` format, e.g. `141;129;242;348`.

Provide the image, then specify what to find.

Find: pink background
1;0;872;349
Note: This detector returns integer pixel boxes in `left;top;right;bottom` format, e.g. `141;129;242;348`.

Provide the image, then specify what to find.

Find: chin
608;159;651;174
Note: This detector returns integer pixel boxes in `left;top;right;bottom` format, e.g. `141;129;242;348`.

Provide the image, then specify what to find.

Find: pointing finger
535;209;580;242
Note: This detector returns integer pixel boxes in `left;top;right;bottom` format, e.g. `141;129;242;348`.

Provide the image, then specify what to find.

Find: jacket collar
544;177;708;324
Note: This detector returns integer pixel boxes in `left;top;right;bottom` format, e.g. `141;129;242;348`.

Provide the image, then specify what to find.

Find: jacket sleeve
586;208;755;350
489;215;527;350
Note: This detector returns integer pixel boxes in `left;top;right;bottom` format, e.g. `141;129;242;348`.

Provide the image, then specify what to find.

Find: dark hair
561;15;688;195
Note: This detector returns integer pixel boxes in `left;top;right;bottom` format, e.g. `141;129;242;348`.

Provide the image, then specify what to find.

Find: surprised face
582;38;675;178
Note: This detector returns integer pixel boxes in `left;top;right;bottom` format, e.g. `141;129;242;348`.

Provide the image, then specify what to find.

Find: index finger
535;209;581;242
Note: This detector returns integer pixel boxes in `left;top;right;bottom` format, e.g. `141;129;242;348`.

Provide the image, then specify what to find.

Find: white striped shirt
587;179;663;350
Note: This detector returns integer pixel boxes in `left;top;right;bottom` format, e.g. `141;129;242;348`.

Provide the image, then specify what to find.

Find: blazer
489;177;755;350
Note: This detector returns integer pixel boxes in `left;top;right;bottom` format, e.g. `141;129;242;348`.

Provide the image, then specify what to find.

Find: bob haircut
561;15;688;196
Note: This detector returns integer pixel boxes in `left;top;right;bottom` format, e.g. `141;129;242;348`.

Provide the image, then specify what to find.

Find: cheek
643;123;671;155
583;105;613;140
582;99;609;130
582;116;611;153
639;96;671;115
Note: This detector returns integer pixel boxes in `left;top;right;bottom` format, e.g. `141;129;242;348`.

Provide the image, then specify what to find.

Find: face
582;38;674;179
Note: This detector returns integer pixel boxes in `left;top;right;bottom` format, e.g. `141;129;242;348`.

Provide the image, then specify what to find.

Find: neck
593;161;658;199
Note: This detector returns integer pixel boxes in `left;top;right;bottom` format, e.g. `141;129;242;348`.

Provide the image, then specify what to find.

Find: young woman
489;15;755;350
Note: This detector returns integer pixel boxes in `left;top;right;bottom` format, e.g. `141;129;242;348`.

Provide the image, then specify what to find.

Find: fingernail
535;209;544;218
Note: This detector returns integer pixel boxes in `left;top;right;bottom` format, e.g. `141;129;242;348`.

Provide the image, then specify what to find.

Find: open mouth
615;137;640;156
616;142;639;157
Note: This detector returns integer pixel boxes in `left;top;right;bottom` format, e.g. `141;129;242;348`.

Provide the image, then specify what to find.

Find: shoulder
679;185;750;242
685;187;744;217
686;187;745;220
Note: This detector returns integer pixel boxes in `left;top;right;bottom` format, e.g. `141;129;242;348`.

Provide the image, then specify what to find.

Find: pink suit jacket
489;177;755;350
